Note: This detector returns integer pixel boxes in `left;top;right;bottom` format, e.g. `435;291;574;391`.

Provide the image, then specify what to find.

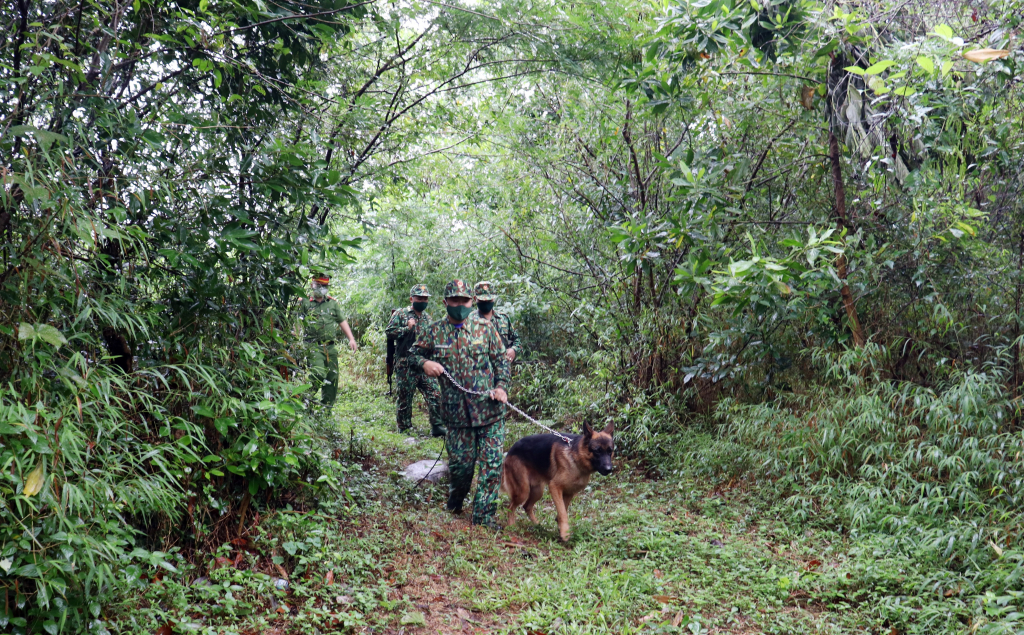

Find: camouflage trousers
446;421;505;525
305;342;339;406
394;358;442;431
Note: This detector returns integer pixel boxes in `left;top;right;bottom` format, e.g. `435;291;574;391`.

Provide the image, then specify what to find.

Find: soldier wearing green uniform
298;274;358;407
385;284;445;438
470;281;524;369
410;279;509;529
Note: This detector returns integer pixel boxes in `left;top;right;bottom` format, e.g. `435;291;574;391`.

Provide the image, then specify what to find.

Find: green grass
108;353;882;634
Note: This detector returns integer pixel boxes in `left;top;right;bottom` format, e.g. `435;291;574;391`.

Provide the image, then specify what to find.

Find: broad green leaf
192;405;215;418
955;221;976;237
864;60;895;75
17;323;35;341
24;462;45;496
844;66;865;75
35;324;66;348
916;57;934;74
933;24;953;40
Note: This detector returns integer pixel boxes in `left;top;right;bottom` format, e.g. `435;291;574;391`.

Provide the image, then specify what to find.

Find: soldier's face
411;295;429;305
445;297;472;308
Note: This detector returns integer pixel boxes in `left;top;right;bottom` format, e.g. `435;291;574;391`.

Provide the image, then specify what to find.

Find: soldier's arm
504;315;524;358
384;310;408;338
489;325;510;388
340;320;358;350
407;328;433;372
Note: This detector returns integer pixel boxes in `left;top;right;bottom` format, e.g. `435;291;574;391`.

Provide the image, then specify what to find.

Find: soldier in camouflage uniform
298;274;359;407
409;279;509;529
470;281;524;372
385;284;445;437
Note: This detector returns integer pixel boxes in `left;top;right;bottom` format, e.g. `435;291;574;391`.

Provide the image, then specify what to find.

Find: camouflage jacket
298;297;346;343
385;306;431;359
408;316;510;428
469;309;524;358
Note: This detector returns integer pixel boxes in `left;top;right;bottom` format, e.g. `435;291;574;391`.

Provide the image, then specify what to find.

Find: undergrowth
710;344;1024;634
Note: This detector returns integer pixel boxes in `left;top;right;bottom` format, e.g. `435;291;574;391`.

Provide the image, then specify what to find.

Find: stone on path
402;437;418;446
404;459;448;483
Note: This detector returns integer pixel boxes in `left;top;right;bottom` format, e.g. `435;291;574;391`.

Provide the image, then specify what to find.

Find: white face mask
312;284;328;297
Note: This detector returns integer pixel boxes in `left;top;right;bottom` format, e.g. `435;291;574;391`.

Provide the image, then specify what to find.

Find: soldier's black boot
430;423;447;438
446;494;464;515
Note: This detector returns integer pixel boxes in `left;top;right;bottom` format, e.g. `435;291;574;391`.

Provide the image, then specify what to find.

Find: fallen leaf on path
805;559;822;571
155;622;174;635
653;569;664;579
399;611;426;626
456;608;480;624
672;611;685;627
211;557;233;570
653;595;676;604
639;610;663;623
325;570;335;585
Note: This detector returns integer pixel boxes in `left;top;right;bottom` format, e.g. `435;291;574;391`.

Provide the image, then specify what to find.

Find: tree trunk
828;130;867;347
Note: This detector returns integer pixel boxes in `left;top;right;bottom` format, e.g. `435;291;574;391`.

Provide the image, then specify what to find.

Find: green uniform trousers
394;358;442;431
447;421;505;525
306;342;339;406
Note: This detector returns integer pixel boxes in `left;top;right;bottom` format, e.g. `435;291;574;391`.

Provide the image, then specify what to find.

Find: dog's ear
602;421;615;436
582;421;594;439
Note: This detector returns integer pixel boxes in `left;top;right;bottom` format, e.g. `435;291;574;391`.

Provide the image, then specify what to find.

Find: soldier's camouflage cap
410;283;431;297
473;281;497;301
444;279;473;299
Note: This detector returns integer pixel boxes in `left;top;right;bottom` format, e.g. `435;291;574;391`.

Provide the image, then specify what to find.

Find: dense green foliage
4;0;1024;631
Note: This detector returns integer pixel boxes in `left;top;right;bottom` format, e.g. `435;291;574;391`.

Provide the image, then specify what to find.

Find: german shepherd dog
501;422;615;541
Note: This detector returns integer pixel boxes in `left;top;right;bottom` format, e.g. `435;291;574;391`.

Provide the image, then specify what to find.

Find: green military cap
410;283;431;297
473;281;497;301
444;279;473;298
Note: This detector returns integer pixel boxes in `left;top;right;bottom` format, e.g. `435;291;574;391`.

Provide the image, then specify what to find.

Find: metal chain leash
439;366;573;444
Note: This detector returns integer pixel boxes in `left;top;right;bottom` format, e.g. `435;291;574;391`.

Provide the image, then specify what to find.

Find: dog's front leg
548;484;571;542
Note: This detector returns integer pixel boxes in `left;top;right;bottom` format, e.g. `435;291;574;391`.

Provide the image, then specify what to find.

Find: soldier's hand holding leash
422;360;445;377
423;361;507;402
